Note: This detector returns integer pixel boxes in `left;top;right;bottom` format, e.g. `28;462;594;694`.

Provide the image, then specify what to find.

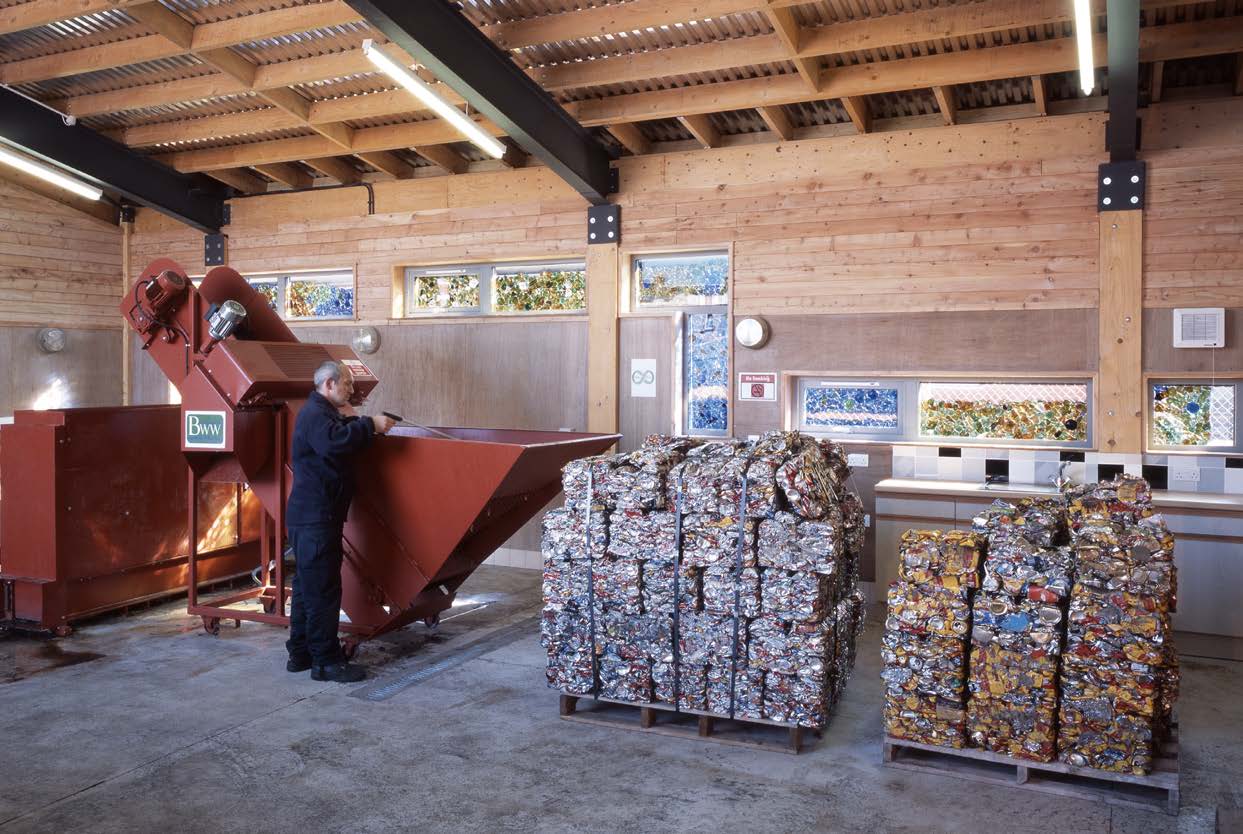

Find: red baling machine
121;258;617;652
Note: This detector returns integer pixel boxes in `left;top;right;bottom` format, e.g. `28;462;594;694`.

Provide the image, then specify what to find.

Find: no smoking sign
738;372;777;402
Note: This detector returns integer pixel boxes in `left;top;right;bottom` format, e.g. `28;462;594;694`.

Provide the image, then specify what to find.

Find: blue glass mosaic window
288;275;354;319
685;311;729;434
803;385;900;431
635;252;728;307
246;271;354;320
249;280;279;313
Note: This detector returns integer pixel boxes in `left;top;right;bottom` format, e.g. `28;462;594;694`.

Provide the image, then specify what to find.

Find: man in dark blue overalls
285;360;394;682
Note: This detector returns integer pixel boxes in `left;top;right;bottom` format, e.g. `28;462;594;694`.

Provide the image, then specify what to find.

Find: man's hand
371;414;397;435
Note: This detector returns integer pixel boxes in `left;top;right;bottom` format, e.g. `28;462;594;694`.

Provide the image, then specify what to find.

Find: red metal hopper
120;257;618;650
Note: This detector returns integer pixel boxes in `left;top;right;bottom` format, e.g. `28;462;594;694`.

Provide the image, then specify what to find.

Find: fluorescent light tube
0;146;103;201
1073;0;1095;95
362;39;507;159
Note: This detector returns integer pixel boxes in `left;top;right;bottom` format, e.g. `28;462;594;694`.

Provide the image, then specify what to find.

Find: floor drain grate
352;615;539;702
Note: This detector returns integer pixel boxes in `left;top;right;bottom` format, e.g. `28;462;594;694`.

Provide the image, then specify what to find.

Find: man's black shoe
311;662;366;683
287;655;312;673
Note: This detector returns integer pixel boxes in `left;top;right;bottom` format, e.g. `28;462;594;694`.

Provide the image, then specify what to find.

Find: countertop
875;478;1243;512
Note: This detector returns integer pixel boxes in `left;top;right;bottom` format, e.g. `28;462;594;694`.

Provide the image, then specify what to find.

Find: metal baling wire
671;474;686;711
584;463;600;697
726;452;755;720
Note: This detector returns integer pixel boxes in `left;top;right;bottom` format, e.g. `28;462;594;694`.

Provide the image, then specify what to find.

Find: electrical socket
847;453;869;468
1171;468;1200;483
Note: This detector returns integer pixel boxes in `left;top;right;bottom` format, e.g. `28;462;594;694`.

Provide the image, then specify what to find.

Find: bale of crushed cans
542;432;866;730
882;531;984;748
967;497;1070;762
1059;476;1179;775
883;475;1179;775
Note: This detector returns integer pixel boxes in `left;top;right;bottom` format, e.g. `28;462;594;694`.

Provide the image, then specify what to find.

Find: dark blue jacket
287;390;376;527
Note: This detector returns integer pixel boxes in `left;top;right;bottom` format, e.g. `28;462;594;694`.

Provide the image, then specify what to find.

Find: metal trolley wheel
340;636;361;661
423;613;441;631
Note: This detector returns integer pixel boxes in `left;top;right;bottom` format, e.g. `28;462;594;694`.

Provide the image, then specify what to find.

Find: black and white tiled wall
891;444;1243;494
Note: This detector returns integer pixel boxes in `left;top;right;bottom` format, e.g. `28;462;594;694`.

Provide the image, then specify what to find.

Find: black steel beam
1105;0;1141;161
344;0;614;205
0;87;227;232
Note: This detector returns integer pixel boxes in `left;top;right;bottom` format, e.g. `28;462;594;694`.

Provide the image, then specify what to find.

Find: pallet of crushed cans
881;474;1181;813
543;432;868;753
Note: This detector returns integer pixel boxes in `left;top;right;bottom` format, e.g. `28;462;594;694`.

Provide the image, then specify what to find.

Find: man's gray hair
313;360;346;388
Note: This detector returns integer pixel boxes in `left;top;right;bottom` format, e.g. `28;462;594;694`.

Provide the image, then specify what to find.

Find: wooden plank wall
0;178;122;328
124;100;1243;572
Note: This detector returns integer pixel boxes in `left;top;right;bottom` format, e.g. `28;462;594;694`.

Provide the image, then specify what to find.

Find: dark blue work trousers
286;523;345;666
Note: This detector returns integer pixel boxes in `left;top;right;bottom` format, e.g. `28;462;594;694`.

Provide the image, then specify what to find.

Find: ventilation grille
263;344;334;379
1173;308;1225;348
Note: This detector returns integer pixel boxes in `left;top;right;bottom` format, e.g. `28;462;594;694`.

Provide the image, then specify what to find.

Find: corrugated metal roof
0;0;1236;181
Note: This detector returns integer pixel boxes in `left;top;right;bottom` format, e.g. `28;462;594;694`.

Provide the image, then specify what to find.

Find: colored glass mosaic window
803;385;901;431
635;253;728;307
685;311;729;433
409;272;481;313
1151;384;1235;447
918;382;1089;442
287;274;354;319
494;266;585;312
250;280;279;313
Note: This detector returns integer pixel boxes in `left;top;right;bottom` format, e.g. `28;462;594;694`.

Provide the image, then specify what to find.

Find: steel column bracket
588;205;620;244
205;233;228;266
1098;161;1146;212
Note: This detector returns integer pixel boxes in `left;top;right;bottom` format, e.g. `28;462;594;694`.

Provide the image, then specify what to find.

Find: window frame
403;259;587;318
792;374;1095;449
1146;377;1243;453
678;305;731;438
795;378;908;441
632;250;730;311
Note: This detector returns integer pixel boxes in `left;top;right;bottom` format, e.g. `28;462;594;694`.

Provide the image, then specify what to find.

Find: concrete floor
0;566;1239;834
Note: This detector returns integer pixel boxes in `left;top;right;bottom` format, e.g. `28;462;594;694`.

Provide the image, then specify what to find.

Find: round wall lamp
351;326;381;355
37;327;66;354
734;317;770;349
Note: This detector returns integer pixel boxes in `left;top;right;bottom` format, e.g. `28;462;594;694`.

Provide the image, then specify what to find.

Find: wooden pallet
559;693;814;754
882;725;1180;815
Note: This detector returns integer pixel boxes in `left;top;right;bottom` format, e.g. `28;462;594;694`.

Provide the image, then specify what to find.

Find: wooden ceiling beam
1031;75;1049;116
157;114;505;172
534;33;788;91
204;168;268;194
111;108;301;148
798;0;1180;59
764;5;820;92
678;114;721;149
1235;54;1243;95
253;162;312;189
840;96;872;133
1150;61;1165;104
412;145;467;174
932;85;957;125
497;141;530;169
0;166;118;225
607;122;651;156
303;156;361;184
0;0;364;85
572;18;1243;126
356;151;415;179
0;0;151;36
482;0;762;50
757;105;795;140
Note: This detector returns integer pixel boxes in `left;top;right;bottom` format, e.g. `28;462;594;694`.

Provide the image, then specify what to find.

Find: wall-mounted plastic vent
1173;308;1225;348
